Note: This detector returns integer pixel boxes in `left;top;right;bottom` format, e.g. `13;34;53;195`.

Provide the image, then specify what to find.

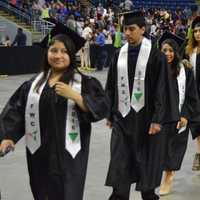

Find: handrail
1;0;31;14
32;19;55;38
0;1;31;24
0;1;55;41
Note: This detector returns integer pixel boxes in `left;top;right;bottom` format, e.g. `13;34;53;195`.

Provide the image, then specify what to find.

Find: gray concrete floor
0;70;200;200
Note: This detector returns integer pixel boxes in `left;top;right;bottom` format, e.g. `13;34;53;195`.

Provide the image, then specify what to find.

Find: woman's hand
106;120;112;128
177;117;188;129
0;139;15;155
55;81;78;100
148;123;162;135
55;81;88;112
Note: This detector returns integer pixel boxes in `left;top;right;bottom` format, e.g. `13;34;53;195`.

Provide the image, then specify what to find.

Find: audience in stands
11;27;27;46
1;0;199;60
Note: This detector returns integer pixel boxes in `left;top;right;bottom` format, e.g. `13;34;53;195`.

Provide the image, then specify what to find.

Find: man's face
124;24;145;45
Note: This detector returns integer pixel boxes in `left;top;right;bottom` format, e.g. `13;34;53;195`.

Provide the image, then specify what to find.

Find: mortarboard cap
158;31;184;49
191;16;200;29
39;20;85;53
122;11;145;26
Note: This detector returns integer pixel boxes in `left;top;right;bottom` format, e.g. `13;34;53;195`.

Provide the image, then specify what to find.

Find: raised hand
55;81;78;100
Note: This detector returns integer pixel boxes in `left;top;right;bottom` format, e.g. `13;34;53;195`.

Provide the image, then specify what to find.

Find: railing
32;19;55;38
0;1;31;24
0;1;55;40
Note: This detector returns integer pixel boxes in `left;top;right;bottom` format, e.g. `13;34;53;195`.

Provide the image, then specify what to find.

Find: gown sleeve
0;81;31;143
105;51;119;123
80;75;109;122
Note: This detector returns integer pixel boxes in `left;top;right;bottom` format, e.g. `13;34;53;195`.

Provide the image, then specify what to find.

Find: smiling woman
0;22;109;200
159;31;200;196
47;40;71;73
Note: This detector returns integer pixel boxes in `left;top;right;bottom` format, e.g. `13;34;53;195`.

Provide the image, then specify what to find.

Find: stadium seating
90;0;197;11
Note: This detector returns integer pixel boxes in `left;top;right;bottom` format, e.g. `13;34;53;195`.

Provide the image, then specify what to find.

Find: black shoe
141;190;159;200
108;194;128;200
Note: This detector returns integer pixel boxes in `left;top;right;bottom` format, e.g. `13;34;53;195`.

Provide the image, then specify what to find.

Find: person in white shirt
80;22;93;70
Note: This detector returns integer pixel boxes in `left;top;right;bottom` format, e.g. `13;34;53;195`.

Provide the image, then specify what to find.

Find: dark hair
136;21;146;28
18;28;23;32
161;39;181;78
35;34;77;91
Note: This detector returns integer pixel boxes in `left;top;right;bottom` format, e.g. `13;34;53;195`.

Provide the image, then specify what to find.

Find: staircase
132;0;197;11
0;10;43;42
2;0;47;44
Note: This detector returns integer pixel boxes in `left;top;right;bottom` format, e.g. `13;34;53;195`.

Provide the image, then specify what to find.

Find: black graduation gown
105;44;179;191
0;73;109;200
195;53;200;97
163;66;200;171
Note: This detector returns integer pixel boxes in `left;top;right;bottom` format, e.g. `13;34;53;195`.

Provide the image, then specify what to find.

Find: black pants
108;186;159;200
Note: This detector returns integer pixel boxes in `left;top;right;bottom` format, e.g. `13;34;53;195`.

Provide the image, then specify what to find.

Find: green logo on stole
69;132;78;141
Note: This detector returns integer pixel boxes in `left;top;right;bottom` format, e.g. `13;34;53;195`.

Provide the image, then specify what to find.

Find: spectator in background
12;27;27;46
97;3;104;17
10;0;16;6
3;35;11;46
80;22;93;69
32;0;42;20
48;2;58;20
41;3;50;19
94;27;107;71
66;14;77;32
124;0;134;11
120;0;134;12
112;23;122;49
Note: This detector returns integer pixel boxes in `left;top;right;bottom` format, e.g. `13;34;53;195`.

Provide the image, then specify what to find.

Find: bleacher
133;0;197;10
90;0;197;11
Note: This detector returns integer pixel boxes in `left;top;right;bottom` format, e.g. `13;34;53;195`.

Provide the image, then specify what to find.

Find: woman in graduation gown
159;32;200;195
185;16;200;171
0;24;109;200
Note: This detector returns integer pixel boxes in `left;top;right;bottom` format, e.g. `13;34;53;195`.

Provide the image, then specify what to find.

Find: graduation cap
191;16;200;29
158;31;184;49
121;11;145;26
39;20;85;53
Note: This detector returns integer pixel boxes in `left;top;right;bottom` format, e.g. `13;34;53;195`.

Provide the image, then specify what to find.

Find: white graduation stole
177;63;186;133
65;73;82;158
25;72;50;154
25;72;82;158
190;48;197;78
117;37;152;117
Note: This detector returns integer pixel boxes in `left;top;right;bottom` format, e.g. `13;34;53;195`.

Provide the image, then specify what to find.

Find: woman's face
161;43;175;64
193;27;200;44
48;40;70;72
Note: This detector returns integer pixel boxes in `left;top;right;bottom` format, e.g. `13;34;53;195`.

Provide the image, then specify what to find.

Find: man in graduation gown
105;11;179;200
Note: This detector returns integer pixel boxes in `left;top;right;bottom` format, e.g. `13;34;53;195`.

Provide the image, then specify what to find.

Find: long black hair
161;39;181;78
35;34;77;91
